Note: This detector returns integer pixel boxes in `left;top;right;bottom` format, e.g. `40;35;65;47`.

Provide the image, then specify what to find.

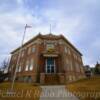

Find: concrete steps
45;74;59;85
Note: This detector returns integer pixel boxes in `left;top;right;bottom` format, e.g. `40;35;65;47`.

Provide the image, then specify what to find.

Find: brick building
9;33;85;84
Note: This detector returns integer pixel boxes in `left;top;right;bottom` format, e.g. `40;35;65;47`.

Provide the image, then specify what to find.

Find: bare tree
0;59;10;73
0;59;10;82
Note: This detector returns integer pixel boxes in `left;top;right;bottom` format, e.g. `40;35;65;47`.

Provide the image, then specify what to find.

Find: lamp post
11;24;32;91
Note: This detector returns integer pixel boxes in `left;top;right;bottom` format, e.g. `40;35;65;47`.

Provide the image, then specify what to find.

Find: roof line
11;33;82;56
11;33;42;54
60;34;82;56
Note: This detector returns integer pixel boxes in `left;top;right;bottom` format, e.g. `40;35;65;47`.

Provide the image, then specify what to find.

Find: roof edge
11;33;82;56
60;34;83;56
11;33;42;54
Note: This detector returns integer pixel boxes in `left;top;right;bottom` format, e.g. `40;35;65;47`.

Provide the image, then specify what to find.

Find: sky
0;0;100;67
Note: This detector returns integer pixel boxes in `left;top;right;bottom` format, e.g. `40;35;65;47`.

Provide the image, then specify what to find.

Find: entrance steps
45;74;59;85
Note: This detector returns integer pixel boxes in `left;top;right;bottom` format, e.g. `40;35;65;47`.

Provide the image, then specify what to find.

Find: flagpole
11;24;31;91
50;24;51;34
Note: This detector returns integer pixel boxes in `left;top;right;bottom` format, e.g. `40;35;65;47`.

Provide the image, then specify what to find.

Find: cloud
0;0;100;67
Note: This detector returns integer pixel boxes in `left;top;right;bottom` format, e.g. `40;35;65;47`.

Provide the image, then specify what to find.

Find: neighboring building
84;65;92;77
94;62;100;75
9;33;85;84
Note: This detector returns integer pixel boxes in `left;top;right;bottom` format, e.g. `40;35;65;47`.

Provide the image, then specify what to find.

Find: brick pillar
32;73;37;83
59;73;65;84
40;73;45;84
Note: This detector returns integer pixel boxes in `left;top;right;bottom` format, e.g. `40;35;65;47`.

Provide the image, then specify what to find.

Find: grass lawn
66;76;100;100
0;82;41;100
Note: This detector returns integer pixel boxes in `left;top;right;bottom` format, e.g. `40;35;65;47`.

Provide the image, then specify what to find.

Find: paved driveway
40;85;79;100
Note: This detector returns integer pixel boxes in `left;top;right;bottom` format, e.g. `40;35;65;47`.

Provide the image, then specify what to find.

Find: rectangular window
69;76;72;81
28;47;31;54
21;50;24;57
16;66;19;72
75;62;80;72
32;47;35;53
46;58;55;73
29;58;34;71
18;65;21;72
66;59;70;71
25;61;29;71
70;61;73;71
65;47;68;53
68;48;71;55
80;66;84;73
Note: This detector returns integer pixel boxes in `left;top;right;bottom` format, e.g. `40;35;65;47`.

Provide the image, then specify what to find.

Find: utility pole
11;24;32;91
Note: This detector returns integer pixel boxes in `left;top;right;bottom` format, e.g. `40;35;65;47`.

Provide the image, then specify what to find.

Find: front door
45;57;55;73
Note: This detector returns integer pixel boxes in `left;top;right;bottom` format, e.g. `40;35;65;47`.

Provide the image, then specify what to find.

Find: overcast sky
0;0;100;67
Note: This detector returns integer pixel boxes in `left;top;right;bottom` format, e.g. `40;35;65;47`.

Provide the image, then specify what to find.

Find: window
18;63;23;72
28;47;31;54
23;76;32;83
18;65;21;72
80;66;84;73
70;61;73;71
25;59;34;71
66;59;70;71
29;58;34;71
69;76;72;81
68;48;71;55
66;59;73;71
75;62;80;72
65;47;68;53
78;57;82;62
28;76;33;83
25;61;29;71
74;53;78;60
32;47;35;53
18;77;23;82
46;58;55;73
21;50;24;57
16;66;19;72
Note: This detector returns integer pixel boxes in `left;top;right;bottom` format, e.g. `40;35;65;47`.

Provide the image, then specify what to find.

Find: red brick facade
9;33;85;84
